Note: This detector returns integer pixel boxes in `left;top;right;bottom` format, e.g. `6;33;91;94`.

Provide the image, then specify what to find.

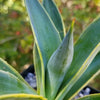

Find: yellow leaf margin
0;94;47;100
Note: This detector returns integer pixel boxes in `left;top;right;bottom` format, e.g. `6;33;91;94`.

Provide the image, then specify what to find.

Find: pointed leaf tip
77;93;100;100
71;18;75;30
46;22;74;99
72;18;76;23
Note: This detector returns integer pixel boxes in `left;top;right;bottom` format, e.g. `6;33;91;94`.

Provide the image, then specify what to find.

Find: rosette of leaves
0;0;100;100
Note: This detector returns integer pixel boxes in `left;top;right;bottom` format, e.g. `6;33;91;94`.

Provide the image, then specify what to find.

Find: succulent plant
0;0;100;100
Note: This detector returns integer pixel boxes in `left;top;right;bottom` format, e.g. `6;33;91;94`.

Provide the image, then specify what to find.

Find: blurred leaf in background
0;0;100;89
0;0;33;72
93;0;100;6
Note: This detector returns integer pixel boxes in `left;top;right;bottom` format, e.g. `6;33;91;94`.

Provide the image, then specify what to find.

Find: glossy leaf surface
0;94;47;100
33;44;42;94
59;17;100;94
43;0;65;40
0;70;36;95
25;0;61;96
62;17;100;99
46;22;74;100
56;43;100;100
62;17;100;86
0;58;36;94
64;54;100;100
25;0;61;67
64;53;100;100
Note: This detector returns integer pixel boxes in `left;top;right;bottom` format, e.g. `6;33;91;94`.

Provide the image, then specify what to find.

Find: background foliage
0;0;100;89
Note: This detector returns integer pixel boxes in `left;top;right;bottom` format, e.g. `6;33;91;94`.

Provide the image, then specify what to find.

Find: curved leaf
77;93;100;100
43;0;65;40
63;54;100;100
61;17;100;91
0;58;36;93
0;70;36;95
0;58;24;81
33;44;42;94
46;21;74;100
25;0;61;67
56;43;100;100
0;94;47;100
25;0;61;96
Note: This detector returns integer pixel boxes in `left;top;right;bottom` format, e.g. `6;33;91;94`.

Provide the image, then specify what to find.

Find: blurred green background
0;0;100;90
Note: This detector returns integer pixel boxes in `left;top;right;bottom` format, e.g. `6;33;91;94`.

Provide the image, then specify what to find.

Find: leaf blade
0;70;36;95
43;0;65;40
63;54;100;100
33;44;42;94
60;16;100;92
0;58;23;81
0;94;47;100
25;0;61;96
46;21;74;99
56;43;100;100
25;0;61;66
0;58;36;93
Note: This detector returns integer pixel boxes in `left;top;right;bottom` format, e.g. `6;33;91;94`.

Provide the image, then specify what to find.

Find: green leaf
63;54;100;100
25;0;61;67
25;0;61;96
33;44;42;94
77;93;100;100
0;58;24;81
46;21;74;100
0;58;36;94
0;70;36;95
0;94;47;100
55;43;100;100
60;17;100;92
43;0;65;40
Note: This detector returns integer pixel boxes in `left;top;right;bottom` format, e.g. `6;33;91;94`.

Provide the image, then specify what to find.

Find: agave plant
0;0;100;100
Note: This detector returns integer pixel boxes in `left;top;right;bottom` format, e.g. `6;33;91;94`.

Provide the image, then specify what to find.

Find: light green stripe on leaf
0;94;47;100
46;21;74;100
0;70;36;95
77;93;100;100
25;0;61;96
43;0;65;40
56;43;100;100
